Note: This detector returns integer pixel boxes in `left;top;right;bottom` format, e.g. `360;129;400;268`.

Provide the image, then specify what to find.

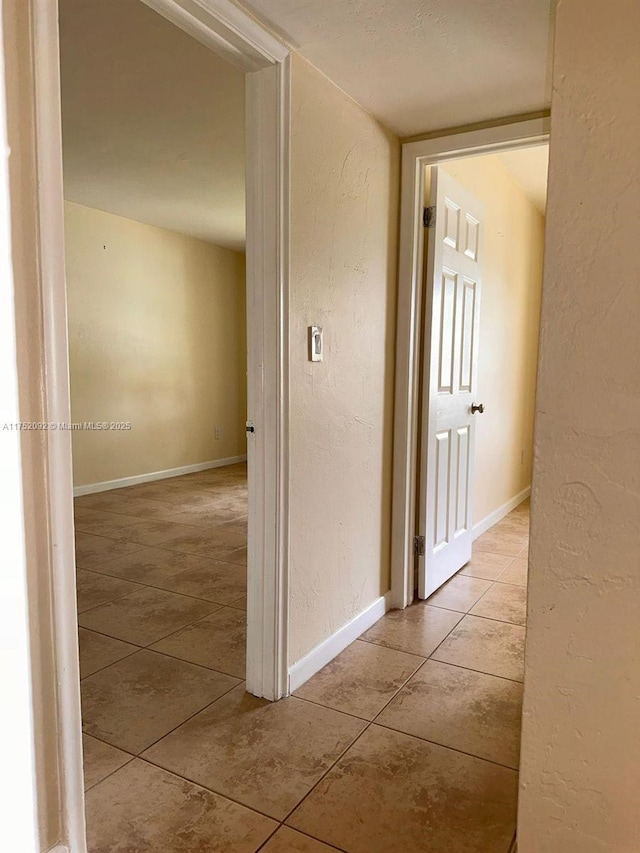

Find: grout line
135;677;245;757
79;643;142;682
255;824;350;853
425;602;527;629
280;647;438;831
79;557;246;600
75;499;247;523
138;752;282;824
417;656;525;684
253;825;280;852
492;577;528;589
79;601;229;658
279;725;372;827
82;753;136;794
371;721;519;772
76;577;148;616
125;753;283;825
78;561;246;608
76;527;248;567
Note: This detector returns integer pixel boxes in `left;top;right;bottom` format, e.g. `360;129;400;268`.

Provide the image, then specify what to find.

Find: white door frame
390;117;550;611
31;1;290;850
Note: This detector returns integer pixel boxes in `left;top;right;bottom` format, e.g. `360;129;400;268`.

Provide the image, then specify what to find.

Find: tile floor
76;470;528;853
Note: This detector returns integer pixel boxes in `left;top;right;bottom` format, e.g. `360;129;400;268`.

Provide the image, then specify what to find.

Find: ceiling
498;145;549;213
241;0;553;138
59;0;246;250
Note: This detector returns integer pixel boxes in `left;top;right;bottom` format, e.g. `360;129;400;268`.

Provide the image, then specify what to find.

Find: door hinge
413;535;425;557
423;206;436;229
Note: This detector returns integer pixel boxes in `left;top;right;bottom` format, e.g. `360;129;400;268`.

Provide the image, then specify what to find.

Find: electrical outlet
215;426;222;440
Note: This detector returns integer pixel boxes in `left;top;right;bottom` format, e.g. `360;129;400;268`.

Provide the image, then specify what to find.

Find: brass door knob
471;403;485;414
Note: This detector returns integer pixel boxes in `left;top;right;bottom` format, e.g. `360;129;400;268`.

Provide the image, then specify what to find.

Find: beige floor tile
294;640;423;720
361;602;462;657
154;526;243;560
74;508;142;538
161;491;241;512
156;560;246;605
75;492;175;519
376;659;523;768
75;532;145;569
144;685;366;820
152;608;246;678
106;518;200;546
426;575;492;613
460;550;515;580
82;734;132;790
81;649;239;753
76;570;143;614
78;587;219;646
79;628;138;678
471;583;528;626
229;595;247;611
261;826;337;852
474;528;528;557
85;759;276;853
288;725;518;853
499;557;528;586
432;615;526;681
218;545;248;566
165;507;247;527
94;546;214;585
113;481;212;504
493;516;530;537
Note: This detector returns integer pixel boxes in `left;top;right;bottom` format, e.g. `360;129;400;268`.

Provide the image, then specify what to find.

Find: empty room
59;0;253;828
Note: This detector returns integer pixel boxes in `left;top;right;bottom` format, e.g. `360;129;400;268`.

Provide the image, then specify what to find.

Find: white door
417;166;484;599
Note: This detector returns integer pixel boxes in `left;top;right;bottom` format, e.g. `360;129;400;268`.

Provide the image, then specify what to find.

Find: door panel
418;167;484;599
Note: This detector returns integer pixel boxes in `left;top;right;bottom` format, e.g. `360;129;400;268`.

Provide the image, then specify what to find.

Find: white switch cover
308;326;323;362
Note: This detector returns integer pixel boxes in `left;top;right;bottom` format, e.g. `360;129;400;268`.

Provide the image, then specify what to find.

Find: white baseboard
289;592;391;693
73;455;247;497
472;486;531;539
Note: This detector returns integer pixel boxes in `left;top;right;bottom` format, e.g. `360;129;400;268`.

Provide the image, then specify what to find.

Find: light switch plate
308;325;323;362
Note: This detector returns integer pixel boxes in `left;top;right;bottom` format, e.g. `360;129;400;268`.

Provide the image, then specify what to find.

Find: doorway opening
61;2;252;743
31;0;290;848
389;127;549;851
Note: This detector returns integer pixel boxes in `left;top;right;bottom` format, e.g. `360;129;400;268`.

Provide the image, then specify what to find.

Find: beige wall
441;155;545;524
289;54;400;664
518;0;640;850
65;201;247;487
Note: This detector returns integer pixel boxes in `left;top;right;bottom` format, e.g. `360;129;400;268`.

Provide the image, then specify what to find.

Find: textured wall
65;201;247;487
289;54;400;664
518;0;640;849
441;155;544;525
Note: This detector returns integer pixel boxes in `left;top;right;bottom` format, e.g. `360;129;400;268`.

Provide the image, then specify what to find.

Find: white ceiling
59;0;246;250
498;145;549;213
241;0;553;138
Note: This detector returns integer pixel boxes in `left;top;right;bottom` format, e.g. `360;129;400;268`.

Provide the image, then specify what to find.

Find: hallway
76;477;528;852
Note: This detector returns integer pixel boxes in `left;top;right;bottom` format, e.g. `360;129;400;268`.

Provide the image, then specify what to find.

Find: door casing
29;1;291;850
390;118;550;611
